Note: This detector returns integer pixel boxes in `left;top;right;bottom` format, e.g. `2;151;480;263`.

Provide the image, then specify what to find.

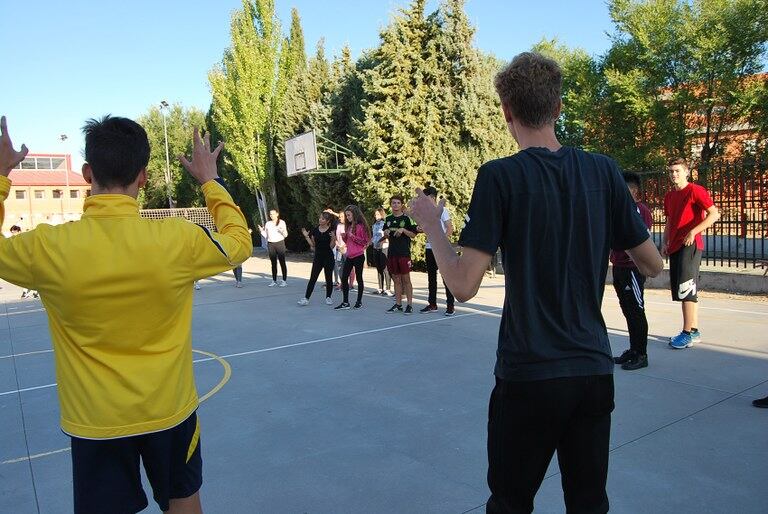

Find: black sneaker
752;396;768;408
353;302;362;309
621;353;648;371
387;304;403;313
420;304;437;314
334;302;351;310
444;306;455;316
404;305;413;315
613;349;635;365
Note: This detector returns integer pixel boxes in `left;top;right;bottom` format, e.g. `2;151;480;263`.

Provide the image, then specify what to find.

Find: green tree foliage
533;39;604;151
137;104;206;208
347;0;514;264
602;0;768;167
209;0;281;226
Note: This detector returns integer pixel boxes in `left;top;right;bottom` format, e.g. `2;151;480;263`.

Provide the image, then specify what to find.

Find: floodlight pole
159;101;175;208
59;134;70;216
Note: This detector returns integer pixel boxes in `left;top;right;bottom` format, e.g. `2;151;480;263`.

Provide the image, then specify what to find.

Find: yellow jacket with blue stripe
0;176;252;439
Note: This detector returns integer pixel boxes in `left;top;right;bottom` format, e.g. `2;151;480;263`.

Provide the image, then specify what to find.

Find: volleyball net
139;207;217;232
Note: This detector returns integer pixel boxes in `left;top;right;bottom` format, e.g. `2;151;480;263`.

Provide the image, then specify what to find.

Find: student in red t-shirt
662;157;720;349
611;172;653;370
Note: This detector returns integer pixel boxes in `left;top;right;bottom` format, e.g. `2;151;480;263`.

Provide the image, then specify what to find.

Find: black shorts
669;245;702;302
71;411;202;514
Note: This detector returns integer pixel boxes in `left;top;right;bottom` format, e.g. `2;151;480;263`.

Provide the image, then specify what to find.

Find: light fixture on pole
159;100;175;208
59;134;70;217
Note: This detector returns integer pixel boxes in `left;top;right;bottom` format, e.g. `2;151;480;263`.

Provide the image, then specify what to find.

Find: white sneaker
278;279;287;287
235;281;243;288
325;297;333;305
298;298;309;306
194;282;201;290
268;281;277;287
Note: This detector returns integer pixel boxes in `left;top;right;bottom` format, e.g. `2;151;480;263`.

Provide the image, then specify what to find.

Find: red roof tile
8;170;89;187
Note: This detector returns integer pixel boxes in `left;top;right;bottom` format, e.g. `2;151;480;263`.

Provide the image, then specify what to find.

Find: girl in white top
259;209;288;286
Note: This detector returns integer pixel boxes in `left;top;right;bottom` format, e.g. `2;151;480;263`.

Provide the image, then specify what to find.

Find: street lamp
59;134;70;217
159;100;175;208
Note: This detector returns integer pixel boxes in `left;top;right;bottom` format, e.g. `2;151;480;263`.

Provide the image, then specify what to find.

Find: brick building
5;153;90;233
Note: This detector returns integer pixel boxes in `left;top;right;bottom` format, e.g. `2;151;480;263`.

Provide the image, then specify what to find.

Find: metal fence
638;155;767;268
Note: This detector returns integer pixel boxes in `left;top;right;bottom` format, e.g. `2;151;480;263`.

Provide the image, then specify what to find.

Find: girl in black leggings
334;205;370;310
298;212;337;306
259;209;288;287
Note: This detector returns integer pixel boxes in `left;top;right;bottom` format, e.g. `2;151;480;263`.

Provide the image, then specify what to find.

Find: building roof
8;170;89;187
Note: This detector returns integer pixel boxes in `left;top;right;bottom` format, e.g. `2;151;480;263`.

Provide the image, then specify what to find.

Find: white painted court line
2;447;71;465
0;307;45;317
0;383;58;397
0;349;53;360
0;354;226;398
192;307;504;363
0;307;503;399
643;300;768;317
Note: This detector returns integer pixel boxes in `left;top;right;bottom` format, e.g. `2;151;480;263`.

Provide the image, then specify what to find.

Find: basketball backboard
284;130;318;176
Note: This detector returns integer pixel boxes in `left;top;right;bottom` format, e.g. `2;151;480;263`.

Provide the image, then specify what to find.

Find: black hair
423;185;438;197
82;115;150;188
622;171;641;190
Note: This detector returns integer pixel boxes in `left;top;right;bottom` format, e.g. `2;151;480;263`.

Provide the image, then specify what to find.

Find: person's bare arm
427;233;491;302
661;219;672;257
409;191;490;302
626;238;664;278
683;205;719;246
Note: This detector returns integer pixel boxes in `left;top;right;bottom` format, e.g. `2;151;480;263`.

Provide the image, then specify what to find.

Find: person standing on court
611;172;654;370
662;157;719;349
371;207;393;296
383;195;418;315
0;115;252;514
9;224;38;299
259;209;289;287
334;205;370;310
408;53;663;514
419;186;455;316
298;211;337;306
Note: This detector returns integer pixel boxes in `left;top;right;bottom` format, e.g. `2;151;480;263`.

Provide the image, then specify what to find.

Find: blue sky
1;0;615;169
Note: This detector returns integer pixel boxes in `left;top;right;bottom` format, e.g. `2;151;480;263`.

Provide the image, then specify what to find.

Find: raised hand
301;227;309;237
408;188;444;233
0;116;29;176
178;128;223;185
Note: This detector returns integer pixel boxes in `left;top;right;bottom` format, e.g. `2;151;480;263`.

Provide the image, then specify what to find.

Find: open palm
0;116;29;176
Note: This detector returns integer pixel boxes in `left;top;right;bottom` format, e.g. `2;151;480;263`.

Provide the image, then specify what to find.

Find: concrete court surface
0;255;766;514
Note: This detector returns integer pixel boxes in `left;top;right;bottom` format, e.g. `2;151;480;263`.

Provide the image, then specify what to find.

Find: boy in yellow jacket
0;115;252;514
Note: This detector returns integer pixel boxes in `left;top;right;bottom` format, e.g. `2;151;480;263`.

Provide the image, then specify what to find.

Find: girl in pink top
334;205;370;310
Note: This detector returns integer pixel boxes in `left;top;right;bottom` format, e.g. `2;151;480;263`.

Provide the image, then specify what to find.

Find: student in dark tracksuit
409;52;663;514
298;211;337;306
611;172;653;371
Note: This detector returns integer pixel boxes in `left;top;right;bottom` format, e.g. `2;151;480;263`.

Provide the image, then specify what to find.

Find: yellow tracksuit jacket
0;176;252;439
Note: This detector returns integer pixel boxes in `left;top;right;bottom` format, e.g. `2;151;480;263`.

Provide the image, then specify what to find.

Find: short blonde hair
494;52;562;129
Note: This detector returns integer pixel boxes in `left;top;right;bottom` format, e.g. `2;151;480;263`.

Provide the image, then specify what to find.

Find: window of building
70;189;80;199
51;157;65;169
85;189;91;197
21;158;36;170
15;190;26;200
52;190;63;199
34;190;44;199
35;157;53;170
